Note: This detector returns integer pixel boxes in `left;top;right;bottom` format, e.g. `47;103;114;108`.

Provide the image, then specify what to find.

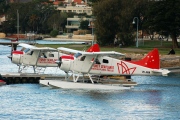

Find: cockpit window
30;51;34;55
74;52;82;58
80;56;86;61
24;48;30;53
95;59;101;64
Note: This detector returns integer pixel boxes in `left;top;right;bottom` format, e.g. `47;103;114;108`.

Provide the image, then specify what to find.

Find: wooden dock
0;73;64;85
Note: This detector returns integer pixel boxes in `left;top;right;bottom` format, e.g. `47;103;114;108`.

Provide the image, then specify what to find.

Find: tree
93;0;122;45
47;12;67;31
143;0;180;48
79;20;89;30
50;29;59;37
0;0;9;15
93;0;138;46
1;1;56;34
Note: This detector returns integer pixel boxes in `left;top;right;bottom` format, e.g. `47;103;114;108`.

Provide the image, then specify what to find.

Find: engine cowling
60;60;72;72
59;55;74;72
11;51;24;64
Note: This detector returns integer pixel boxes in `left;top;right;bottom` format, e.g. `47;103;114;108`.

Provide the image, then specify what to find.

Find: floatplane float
40;44;170;90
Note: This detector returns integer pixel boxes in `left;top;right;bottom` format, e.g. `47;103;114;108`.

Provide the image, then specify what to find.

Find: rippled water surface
0;40;180;120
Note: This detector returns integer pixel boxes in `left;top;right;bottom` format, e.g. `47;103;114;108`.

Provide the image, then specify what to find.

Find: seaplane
8;43;61;73
40;44;170;90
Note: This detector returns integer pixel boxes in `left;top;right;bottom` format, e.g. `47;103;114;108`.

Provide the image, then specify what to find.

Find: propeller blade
55;57;62;68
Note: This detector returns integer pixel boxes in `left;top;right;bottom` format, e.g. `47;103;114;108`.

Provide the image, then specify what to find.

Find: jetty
0;72;137;86
0;73;64;85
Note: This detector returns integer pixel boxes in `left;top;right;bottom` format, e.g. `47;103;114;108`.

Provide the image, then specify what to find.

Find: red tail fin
86;44;100;52
128;48;160;69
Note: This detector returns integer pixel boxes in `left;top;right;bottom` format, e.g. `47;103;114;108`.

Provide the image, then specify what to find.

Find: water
0;38;86;44
0;41;180;120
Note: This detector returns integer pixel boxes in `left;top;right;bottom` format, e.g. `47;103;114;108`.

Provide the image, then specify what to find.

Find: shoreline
43;37;93;42
2;36;93;43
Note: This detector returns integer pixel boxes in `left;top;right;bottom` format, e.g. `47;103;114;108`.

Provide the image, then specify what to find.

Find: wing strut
87;54;98;73
34;50;41;73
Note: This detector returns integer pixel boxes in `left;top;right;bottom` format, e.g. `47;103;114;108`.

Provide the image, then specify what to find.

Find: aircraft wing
57;47;82;54
81;51;125;56
57;47;124;56
32;47;57;52
18;43;57;51
18;43;36;49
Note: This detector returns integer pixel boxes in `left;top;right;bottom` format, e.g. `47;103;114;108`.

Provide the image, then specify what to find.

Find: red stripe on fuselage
61;55;74;60
12;51;24;54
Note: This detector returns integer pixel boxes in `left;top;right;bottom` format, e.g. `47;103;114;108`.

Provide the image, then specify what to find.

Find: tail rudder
128;48;160;69
86;44;100;52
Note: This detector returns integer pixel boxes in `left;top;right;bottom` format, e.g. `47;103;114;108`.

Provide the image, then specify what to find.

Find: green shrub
50;30;59;37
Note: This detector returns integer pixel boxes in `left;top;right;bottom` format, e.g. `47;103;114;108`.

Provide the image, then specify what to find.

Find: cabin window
40;53;47;58
24;48;30;53
103;59;109;63
49;54;54;57
80;56;86;61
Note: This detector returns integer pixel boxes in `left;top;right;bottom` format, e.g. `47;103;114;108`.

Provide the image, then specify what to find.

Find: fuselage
11;48;61;67
60;54;162;76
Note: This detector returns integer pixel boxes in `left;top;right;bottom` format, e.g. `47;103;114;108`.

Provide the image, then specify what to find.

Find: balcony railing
66;25;79;29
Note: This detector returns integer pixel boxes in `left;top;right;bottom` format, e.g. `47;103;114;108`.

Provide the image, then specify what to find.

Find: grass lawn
36;40;180;55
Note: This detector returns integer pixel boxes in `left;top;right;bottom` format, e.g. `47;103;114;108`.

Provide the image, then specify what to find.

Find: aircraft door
99;56;114;75
72;55;95;73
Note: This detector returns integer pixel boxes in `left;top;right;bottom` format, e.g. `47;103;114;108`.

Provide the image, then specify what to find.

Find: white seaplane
40;44;170;90
8;43;61;73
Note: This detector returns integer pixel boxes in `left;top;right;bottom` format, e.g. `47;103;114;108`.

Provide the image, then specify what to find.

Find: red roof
53;1;60;5
73;0;82;4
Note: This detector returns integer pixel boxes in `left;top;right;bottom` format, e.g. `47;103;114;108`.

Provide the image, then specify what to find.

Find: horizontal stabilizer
152;69;170;76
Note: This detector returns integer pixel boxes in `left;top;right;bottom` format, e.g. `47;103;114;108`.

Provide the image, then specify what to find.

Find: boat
0;80;6;86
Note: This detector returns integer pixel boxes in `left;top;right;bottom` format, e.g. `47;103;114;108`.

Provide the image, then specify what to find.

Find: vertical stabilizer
128;48;160;69
86;44;100;52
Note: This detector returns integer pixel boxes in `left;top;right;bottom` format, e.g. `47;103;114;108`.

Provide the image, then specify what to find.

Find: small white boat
39;79;136;90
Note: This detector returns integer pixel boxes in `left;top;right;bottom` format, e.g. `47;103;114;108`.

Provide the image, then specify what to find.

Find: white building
57;5;92;15
66;16;92;33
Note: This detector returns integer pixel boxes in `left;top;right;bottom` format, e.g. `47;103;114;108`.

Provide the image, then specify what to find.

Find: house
66;16;92;33
57;4;92;15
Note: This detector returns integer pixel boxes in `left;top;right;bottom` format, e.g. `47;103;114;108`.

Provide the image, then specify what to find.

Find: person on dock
168;48;175;55
114;35;118;47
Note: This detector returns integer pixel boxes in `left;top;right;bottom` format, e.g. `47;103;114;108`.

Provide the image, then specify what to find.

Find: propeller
55;57;62;68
